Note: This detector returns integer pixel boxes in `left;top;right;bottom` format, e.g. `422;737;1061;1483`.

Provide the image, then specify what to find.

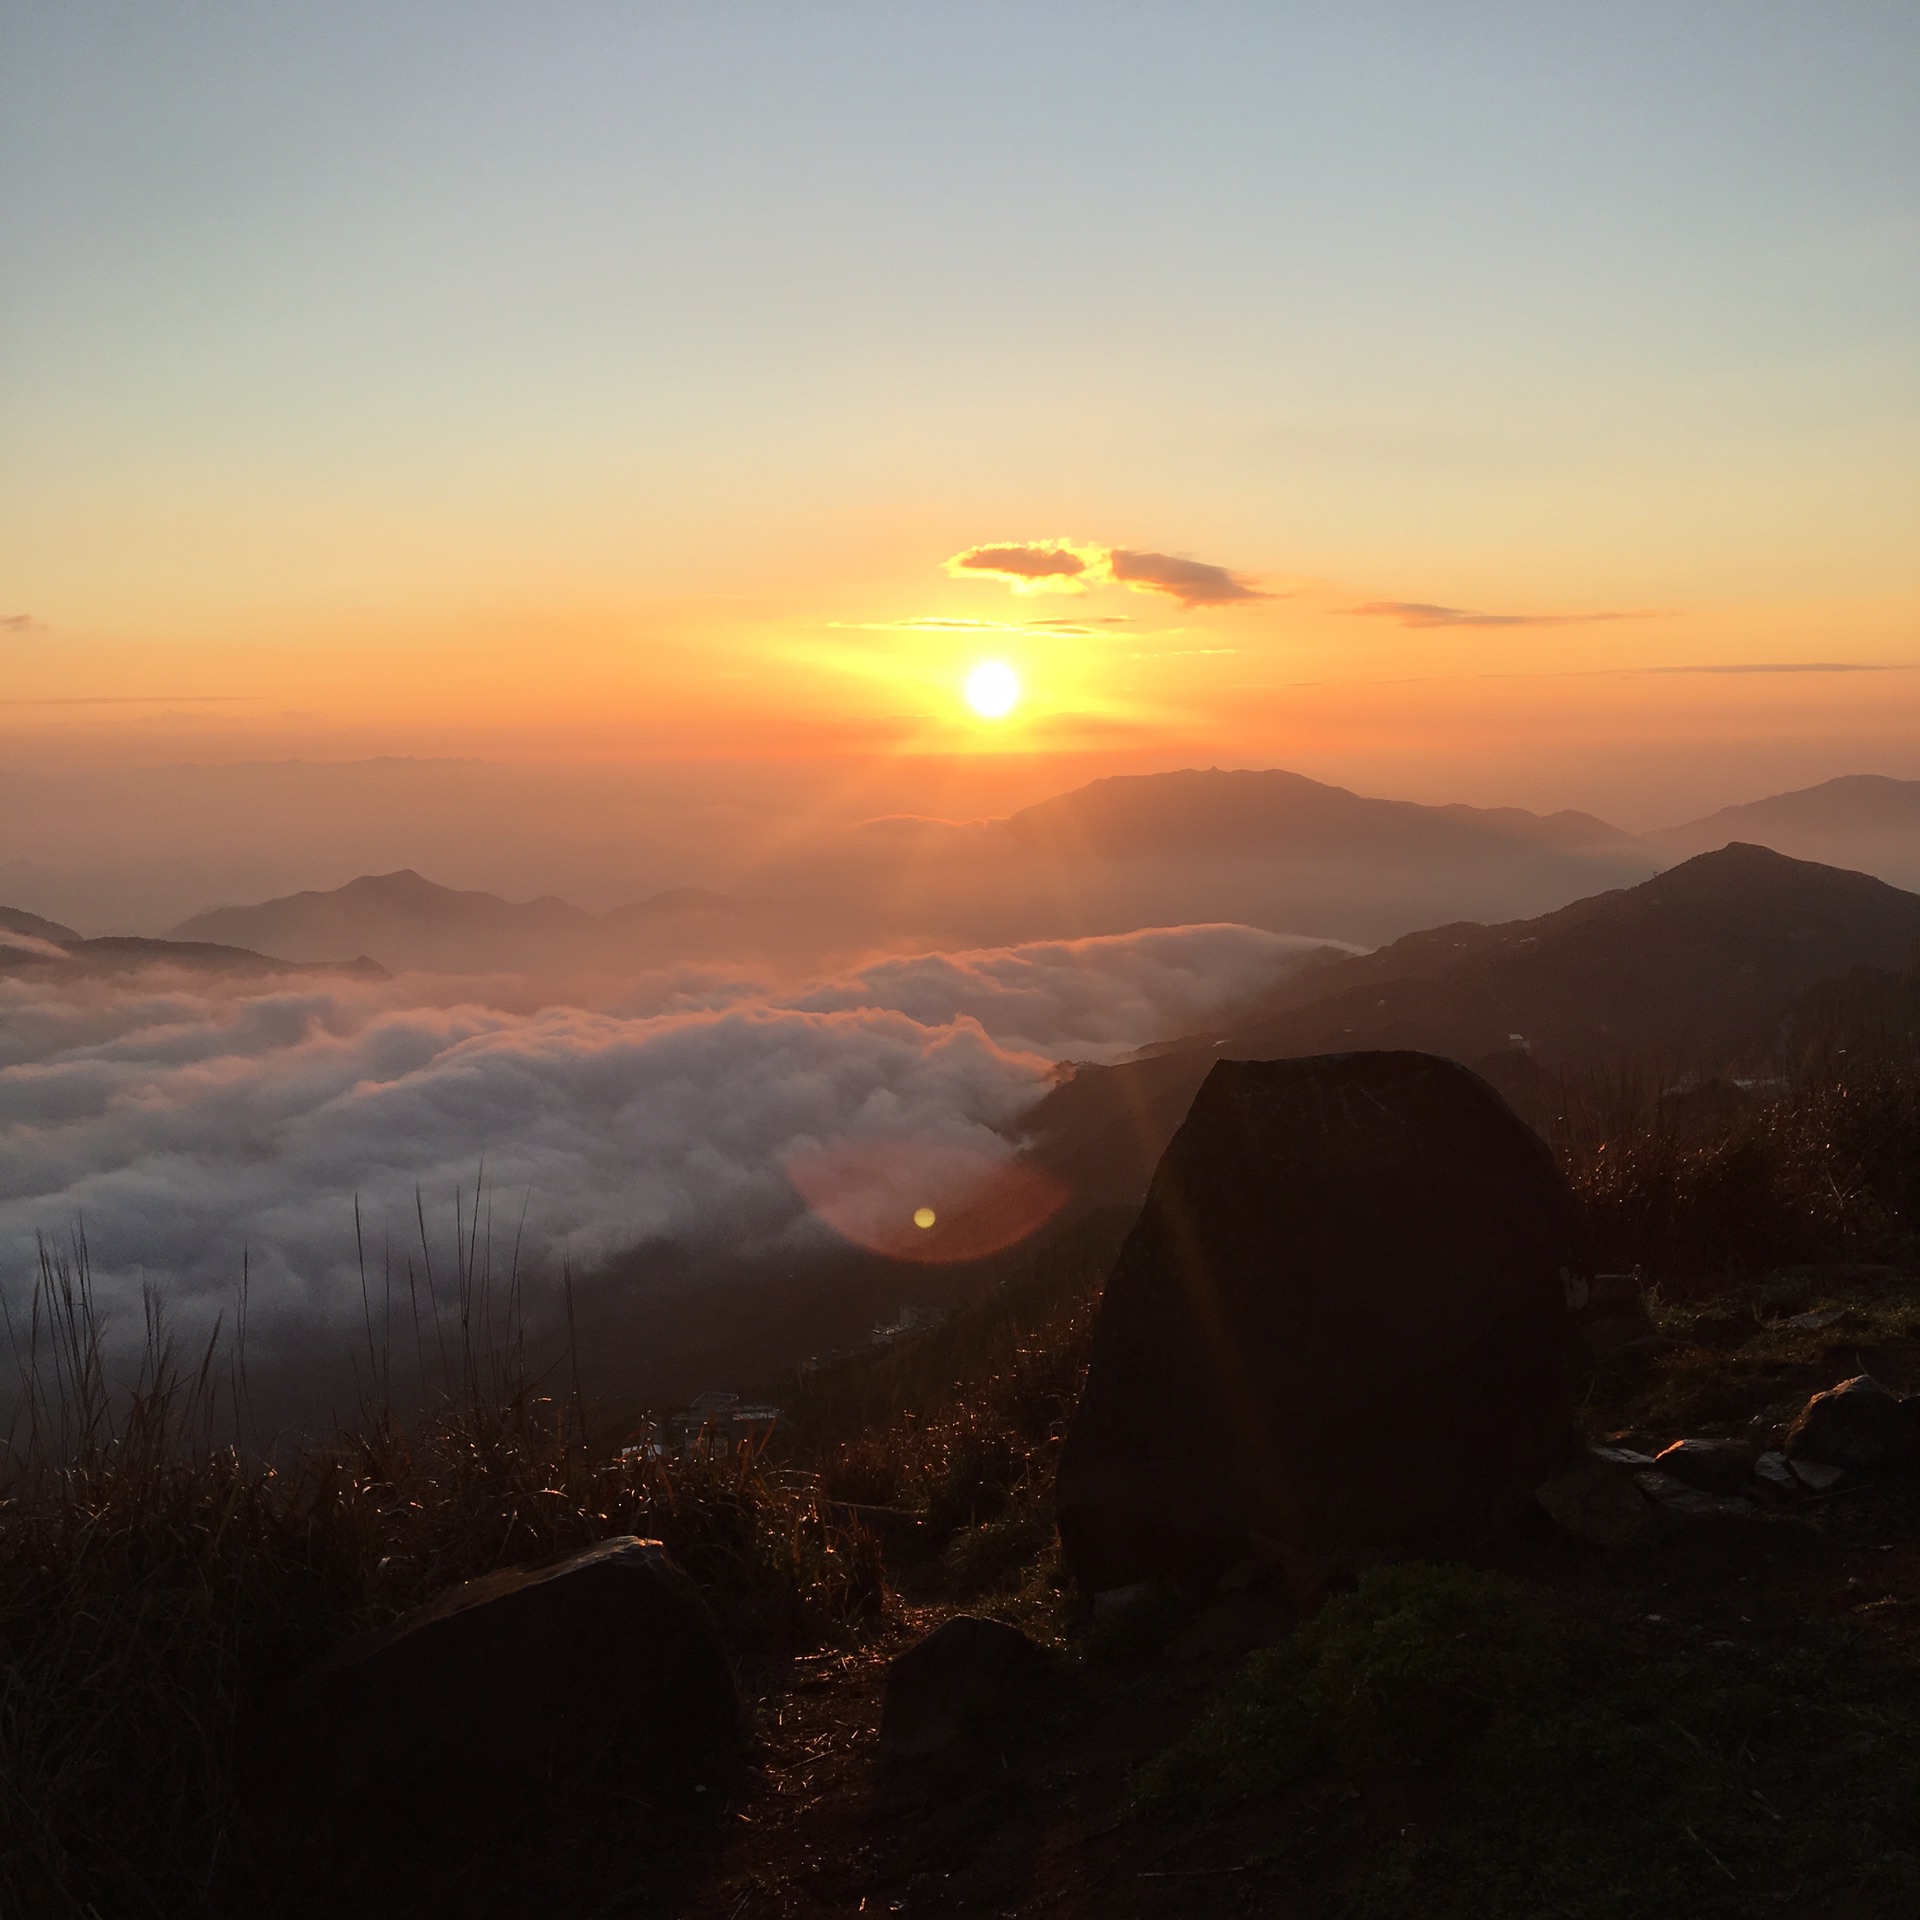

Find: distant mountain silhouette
0;929;388;982
1649;775;1920;888
999;767;1636;859
171;870;602;972
1022;844;1920;1212
0;904;80;947
789;767;1659;950
170;870;798;974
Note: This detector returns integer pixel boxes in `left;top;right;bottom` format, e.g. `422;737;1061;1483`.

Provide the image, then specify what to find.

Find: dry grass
0;1232;879;1920
2;1051;1916;1915
1533;1056;1920;1277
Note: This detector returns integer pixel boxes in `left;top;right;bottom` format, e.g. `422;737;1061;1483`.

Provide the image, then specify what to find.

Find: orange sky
4;7;1916;822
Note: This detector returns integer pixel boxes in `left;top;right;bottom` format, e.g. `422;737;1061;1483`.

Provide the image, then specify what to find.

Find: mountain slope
796;767;1660;950
999;766;1637;859
171;869;601;971
0;904;80;948
1022;844;1920;1211
1650;774;1920;887
0;935;388;981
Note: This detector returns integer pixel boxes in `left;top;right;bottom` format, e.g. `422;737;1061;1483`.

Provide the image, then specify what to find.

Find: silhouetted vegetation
1546;1055;1920;1277
3;1047;1918;1915
0;1238;878;1920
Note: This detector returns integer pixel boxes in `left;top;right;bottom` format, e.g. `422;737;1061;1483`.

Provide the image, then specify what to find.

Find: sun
964;659;1021;719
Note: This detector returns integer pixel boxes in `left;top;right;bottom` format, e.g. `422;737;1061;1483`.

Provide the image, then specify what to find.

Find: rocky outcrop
1055;1052;1584;1596
250;1536;740;1844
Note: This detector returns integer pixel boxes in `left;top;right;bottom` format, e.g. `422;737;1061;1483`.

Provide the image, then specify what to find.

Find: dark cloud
1107;550;1265;607
2;614;45;633
944;541;1267;608
946;542;1094;589
1348;601;1652;629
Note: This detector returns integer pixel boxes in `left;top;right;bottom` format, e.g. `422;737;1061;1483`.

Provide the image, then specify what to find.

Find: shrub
1138;1562;1920;1919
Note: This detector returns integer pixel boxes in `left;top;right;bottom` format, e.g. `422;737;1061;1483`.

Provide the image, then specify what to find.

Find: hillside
789;767;1662;950
1650;774;1920;888
171;870;821;975
0;904;80;948
1023;844;1920;1212
999;766;1636;859
170;869;602;971
0;931;389;982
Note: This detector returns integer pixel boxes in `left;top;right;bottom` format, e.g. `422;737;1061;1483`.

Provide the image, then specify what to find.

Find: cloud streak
1641;661;1911;676
1347;601;1656;629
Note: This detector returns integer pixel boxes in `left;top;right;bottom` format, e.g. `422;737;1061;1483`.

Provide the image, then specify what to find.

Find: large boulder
250;1535;740;1846
1055;1052;1584;1595
1785;1375;1919;1473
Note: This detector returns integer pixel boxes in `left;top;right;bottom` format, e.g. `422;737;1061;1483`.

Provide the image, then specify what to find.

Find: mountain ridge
1021;842;1920;1213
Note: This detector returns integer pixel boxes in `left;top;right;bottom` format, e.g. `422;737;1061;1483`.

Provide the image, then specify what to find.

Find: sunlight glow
965;660;1021;720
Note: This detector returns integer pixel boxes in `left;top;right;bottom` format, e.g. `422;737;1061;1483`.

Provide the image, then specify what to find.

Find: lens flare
784;1138;1068;1264
964;660;1021;719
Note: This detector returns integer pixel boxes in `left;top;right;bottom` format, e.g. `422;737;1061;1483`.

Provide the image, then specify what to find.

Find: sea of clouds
0;923;1340;1358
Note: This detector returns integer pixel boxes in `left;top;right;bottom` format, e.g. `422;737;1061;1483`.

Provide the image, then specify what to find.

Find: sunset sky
4;3;1917;818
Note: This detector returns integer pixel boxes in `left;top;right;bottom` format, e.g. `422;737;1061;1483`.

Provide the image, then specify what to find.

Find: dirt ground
667;1481;1920;1920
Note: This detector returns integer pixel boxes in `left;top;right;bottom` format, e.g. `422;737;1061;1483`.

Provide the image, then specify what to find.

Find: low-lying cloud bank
0;924;1338;1358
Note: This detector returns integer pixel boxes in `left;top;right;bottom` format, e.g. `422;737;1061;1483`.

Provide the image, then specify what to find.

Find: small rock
1577;1271;1657;1360
249;1536;740;1843
1790;1457;1846;1492
1633;1471;1758;1518
1654;1437;1758;1495
1165;1592;1288;1665
1092;1581;1157;1619
878;1616;1056;1760
1783;1308;1845;1330
1753;1451;1799;1493
1536;1450;1658;1547
1590;1443;1659;1467
1632;1469;1695;1502
1785;1375;1918;1473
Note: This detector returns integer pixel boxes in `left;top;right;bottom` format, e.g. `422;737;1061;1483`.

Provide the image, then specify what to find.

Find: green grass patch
1137;1562;1920;1918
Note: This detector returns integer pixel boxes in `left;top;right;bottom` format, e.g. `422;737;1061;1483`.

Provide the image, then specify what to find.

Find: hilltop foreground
5;1027;1920;1918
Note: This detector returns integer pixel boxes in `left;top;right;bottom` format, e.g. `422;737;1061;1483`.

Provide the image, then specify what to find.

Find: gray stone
1785;1375;1918;1473
1165;1592;1288;1665
1634;1470;1758;1518
1790;1456;1845;1491
1536;1449;1659;1547
251;1536;740;1841
1091;1581;1157;1619
1653;1437;1758;1495
1576;1271;1657;1360
878;1615;1056;1760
